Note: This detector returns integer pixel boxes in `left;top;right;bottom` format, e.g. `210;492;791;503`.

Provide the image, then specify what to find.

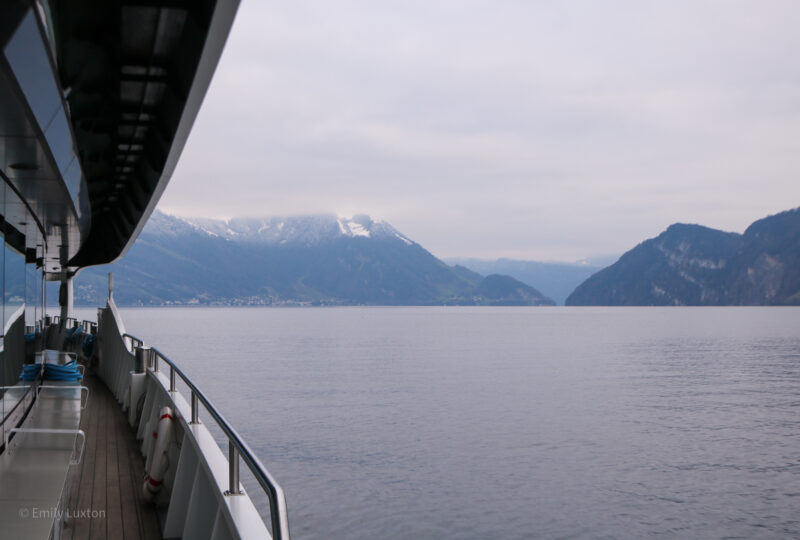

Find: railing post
169;367;176;392
226;441;241;495
191;392;199;424
134;347;148;374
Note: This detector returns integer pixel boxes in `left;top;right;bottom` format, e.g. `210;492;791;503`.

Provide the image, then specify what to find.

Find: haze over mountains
445;258;609;306
74;212;554;306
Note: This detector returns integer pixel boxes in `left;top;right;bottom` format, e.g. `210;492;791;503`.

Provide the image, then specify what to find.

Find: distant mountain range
74;212;555;306
445;257;611;305
73;207;799;308
566;207;800;306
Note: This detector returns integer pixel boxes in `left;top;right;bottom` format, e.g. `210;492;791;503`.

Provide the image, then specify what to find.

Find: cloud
160;0;800;260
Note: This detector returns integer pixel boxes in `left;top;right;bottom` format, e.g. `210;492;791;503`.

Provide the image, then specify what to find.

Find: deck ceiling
54;0;229;267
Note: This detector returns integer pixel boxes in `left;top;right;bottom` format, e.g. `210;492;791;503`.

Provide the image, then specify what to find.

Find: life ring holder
143;406;174;501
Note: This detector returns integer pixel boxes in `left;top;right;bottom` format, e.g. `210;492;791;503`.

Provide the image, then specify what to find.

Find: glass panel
2;179;25;390
46;280;60;317
4;244;25;335
3;10;62;131
0;180;4;349
62;155;84;216
44;107;74;174
0;233;3;354
25;264;41;327
0;180;4;388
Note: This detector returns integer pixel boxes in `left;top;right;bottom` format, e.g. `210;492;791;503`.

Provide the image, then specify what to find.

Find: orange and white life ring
143;406;174;501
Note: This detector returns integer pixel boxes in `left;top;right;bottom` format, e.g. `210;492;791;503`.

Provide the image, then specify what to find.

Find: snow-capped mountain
183;214;415;246
73;211;555;307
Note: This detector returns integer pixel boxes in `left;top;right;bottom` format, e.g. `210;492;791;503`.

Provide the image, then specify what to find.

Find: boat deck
61;371;161;539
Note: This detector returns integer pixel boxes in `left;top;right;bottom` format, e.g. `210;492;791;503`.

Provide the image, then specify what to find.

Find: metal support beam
59;276;73;321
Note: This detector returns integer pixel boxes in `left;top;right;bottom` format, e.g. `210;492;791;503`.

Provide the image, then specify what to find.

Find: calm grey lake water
80;306;800;539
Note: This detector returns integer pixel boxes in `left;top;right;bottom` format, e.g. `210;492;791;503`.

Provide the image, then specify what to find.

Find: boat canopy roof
0;0;238;273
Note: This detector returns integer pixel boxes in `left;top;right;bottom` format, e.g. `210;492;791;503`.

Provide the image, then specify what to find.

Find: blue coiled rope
44;359;83;381
20;363;42;381
19;359;83;382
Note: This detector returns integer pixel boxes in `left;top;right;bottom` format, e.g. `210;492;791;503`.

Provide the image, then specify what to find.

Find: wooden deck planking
61;371;161;539
88;376;108;539
116;393;141;540
66;374;98;540
61;377;92;540
105;392;124;539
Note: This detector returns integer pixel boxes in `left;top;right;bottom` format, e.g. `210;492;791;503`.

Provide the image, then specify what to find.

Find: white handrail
4;428;86;465
37;385;90;410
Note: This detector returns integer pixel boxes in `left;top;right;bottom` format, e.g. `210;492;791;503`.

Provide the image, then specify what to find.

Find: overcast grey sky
158;0;800;261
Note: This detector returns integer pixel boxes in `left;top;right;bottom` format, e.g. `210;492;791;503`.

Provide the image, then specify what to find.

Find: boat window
0;181;4;354
44;107;75;175
62;156;84;218
3;10;62;133
25;263;41;331
3;235;25;341
2;181;26;387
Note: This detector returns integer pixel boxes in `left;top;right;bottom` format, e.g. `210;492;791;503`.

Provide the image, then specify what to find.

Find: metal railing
122;333;143;350
123;334;290;540
82;320;98;333
37;385;90;410
5;427;86;465
51;316;77;327
45;317;95;332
